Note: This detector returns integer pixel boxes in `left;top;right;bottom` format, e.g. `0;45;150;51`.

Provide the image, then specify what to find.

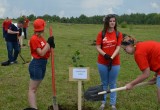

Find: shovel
18;43;30;64
84;81;155;101
48;26;59;110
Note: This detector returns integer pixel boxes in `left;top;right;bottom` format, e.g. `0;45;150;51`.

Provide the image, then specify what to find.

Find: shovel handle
98;86;126;95
49;26;56;96
98;81;155;95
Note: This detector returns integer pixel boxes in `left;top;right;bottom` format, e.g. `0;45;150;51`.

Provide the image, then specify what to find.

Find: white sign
73;68;87;79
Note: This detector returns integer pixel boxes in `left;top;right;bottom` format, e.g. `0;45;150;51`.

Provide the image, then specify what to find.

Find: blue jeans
157;75;160;88
6;41;20;62
97;63;120;105
29;58;47;80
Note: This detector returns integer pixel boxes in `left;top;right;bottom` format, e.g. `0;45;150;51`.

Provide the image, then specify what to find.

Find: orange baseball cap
33;18;46;32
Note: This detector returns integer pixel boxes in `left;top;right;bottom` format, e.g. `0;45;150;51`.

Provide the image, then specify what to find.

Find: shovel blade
48;105;59;110
53;96;59;110
84;85;104;101
53;104;59;110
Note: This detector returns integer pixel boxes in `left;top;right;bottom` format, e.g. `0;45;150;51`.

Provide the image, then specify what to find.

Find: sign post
69;67;90;110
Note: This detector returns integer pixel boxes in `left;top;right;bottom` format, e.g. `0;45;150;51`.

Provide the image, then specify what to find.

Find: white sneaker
10;61;14;64
10;61;17;64
111;105;117;110
99;104;105;110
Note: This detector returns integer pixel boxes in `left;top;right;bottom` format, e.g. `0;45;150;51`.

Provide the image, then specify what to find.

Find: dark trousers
6;41;20;62
23;28;27;39
2;28;7;38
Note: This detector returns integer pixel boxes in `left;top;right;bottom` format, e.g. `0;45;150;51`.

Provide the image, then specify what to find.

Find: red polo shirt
29;34;50;59
96;30;122;65
134;41;160;75
23;19;29;28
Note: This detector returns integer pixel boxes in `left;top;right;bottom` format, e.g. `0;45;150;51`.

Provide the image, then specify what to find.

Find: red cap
33;19;45;32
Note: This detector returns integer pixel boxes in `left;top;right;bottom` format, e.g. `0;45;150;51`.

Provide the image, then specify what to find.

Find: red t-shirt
23;19;29;28
134;41;160;75
29;34;50;59
96;30;123;65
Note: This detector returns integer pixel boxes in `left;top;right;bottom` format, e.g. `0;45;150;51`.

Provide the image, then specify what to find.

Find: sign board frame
69;67;90;81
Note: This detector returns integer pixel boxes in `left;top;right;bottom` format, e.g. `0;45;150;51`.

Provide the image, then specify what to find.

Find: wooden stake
78;80;82;110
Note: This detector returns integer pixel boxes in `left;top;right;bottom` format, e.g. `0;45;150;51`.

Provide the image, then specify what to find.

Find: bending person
1;20;23;66
121;35;160;103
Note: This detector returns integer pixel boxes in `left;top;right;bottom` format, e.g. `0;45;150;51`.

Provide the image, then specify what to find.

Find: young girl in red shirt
121;35;160;104
96;14;123;110
24;19;55;110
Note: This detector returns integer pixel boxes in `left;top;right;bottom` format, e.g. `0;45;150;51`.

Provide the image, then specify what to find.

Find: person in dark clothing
1;20;23;66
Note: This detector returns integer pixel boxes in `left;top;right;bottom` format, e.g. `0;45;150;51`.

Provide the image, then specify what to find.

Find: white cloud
81;0;123;9
151;2;159;9
81;0;104;9
0;0;8;18
126;9;136;14
7;6;34;18
0;7;5;18
80;0;123;16
1;0;160;18
59;10;65;18
103;8;114;14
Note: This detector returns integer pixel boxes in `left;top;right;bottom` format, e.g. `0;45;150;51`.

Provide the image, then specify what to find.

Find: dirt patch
48;104;94;110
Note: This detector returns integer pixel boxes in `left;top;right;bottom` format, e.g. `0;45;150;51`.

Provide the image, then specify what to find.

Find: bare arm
36;43;50;56
148;73;157;84
110;46;121;59
126;67;150;89
7;29;19;34
96;45;106;56
96;45;121;59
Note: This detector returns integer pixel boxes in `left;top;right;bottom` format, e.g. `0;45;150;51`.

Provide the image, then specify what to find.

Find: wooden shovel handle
98;81;155;95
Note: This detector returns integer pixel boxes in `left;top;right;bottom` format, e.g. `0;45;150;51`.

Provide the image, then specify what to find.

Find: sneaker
10;61;17;64
99;104;105;110
10;62;14;64
111;105;117;110
1;60;10;66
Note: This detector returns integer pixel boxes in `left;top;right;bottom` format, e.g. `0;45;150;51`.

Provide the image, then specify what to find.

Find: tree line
26;13;160;25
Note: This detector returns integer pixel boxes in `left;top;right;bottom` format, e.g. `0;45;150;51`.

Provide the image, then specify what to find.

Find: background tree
26;13;160;25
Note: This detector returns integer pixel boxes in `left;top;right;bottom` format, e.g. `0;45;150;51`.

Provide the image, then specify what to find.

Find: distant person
2;17;12;38
121;35;160;104
24;18;55;110
1;20;23;66
96;14;123;110
23;16;30;39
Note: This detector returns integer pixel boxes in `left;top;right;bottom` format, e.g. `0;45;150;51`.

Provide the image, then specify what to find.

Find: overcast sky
0;0;160;18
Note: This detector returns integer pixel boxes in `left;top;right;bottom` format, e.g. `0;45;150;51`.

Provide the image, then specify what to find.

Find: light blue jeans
157;75;160;88
97;63;120;105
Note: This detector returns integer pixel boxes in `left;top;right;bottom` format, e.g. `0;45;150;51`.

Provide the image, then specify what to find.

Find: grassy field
0;21;160;110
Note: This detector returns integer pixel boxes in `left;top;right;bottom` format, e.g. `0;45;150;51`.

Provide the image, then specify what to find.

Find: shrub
120;21;128;28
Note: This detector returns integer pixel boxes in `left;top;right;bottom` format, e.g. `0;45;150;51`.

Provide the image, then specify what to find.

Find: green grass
0;22;160;110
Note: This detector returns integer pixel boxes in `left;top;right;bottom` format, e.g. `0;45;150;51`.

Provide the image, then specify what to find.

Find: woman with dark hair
96;14;123;110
